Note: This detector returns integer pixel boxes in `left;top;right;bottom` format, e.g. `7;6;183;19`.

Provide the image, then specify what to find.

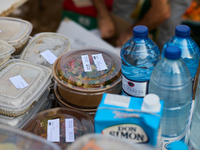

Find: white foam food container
0;88;51;129
0;39;15;66
0;59;52;116
20;32;73;69
0;124;61;150
0;17;32;55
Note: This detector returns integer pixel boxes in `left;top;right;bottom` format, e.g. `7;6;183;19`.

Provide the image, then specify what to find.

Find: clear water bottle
161;25;200;90
187;80;200;149
149;46;192;150
121;25;160;98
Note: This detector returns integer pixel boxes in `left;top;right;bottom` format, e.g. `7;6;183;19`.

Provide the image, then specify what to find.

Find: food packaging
0;17;32;55
53;47;122;108
0;59;52;116
22;108;94;150
0;39;15;66
20;32;73;69
0;124;61;150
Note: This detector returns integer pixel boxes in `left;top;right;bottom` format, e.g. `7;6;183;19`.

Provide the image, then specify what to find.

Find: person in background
93;0;192;49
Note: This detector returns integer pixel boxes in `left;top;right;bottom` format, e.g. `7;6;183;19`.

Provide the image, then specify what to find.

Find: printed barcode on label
65;118;74;142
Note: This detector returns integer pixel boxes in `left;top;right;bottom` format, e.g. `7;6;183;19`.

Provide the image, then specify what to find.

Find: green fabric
62;10;98;30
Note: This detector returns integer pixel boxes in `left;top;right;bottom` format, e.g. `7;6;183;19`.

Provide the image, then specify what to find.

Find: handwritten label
47;119;60;142
65;118;74;142
81;55;92;72
9;75;28;89
92;54;107;71
40;50;57;64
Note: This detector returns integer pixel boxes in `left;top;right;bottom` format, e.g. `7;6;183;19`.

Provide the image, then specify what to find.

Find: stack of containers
0;59;52;129
52;47;122;117
0;17;33;56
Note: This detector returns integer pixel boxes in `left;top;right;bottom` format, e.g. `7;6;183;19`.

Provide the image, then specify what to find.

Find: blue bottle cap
168;141;188;150
164;46;181;59
175;25;191;37
133;25;148;37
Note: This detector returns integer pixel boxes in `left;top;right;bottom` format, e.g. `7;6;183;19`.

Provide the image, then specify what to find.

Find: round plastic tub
0;125;61;150
0;39;15;66
20;32;73;69
53;84;97;117
0;17;32;55
22;108;94;150
53;47;122;108
68;134;141;150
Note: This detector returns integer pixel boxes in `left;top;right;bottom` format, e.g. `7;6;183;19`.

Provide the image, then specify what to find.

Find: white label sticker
92;54;107;71
9;75;28;89
104;94;130;108
47;119;60;142
81;55;92;72
40;50;57;64
65;119;74;142
122;75;148;97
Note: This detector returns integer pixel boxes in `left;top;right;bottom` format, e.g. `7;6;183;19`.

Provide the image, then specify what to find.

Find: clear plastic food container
0;88;50;129
22;108;94;150
53;47;122;108
0;39;15;66
0;125;61;150
0;59;52;116
0;17;32;55
20;32;73;69
68;134;141;150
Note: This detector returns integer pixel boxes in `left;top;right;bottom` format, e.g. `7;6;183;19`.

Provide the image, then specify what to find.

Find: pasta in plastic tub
22;108;94;150
52;47;122;108
20;32;73;69
0;124;61;150
0;17;32;55
0;59;52;116
0;39;15;66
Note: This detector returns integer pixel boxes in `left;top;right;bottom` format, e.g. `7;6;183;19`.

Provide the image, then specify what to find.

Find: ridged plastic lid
133;25;148;37
175;25;190;37
22;108;94;150
20;32;73;69
164;46;181;59
168;141;188;150
0;59;52;116
0;17;32;45
53;47;121;91
0;125;60;150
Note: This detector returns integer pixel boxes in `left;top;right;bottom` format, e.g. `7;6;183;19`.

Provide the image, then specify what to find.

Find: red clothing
63;0;113;17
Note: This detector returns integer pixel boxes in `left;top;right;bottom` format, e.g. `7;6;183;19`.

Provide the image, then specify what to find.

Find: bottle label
122;75;148;97
161;133;185;150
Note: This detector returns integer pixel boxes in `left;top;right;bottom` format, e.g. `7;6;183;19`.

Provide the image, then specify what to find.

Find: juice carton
94;93;164;148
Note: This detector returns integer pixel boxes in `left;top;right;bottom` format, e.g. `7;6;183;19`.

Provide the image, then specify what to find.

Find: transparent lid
0;88;49;129
22;108;94;150
53;47;121;91
0;125;61;150
20;32;74;69
0;17;32;45
0;59;52;116
68;134;141;150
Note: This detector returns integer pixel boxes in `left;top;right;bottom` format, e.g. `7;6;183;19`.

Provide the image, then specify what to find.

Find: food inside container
0;59;52;116
0;88;50;129
0;39;15;66
20;32;73;69
53;47;122;108
22;108;94;150
68;134;142;150
0;124;61;150
0;17;32;55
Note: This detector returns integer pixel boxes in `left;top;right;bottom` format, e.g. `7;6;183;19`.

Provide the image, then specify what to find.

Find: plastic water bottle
161;25;200;91
187;80;200;150
121;25;160;98
149;46;192;150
